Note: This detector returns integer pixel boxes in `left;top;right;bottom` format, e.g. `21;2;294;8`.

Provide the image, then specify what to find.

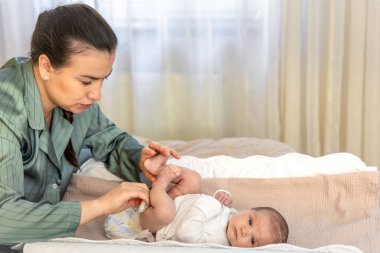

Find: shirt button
52;184;58;189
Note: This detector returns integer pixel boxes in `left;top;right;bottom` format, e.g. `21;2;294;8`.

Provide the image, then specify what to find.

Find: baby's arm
213;190;233;207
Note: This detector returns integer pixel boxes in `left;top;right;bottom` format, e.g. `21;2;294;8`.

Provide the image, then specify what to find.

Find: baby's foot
145;154;168;176
153;164;181;189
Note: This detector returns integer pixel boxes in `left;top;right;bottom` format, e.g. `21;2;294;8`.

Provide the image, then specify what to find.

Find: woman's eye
82;81;92;85
251;236;255;245
248;218;253;226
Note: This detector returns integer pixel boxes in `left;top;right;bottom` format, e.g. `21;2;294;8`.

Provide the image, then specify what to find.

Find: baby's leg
140;164;181;233
167;166;202;199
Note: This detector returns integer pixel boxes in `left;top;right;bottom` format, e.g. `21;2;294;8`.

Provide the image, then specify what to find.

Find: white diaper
104;204;154;242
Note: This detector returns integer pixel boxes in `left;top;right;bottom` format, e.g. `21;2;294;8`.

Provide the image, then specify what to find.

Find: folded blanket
167;152;376;178
78;153;376;181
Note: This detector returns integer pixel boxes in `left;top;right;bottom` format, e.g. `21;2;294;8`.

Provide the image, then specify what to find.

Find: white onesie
155;193;237;245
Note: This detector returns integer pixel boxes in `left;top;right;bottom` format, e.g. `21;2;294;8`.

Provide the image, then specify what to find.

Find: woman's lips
79;103;92;109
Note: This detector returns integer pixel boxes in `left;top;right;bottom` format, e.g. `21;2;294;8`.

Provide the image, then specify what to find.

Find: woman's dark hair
30;3;118;167
30;3;117;67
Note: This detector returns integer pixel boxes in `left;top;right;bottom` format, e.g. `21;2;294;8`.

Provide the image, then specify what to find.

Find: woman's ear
38;54;52;81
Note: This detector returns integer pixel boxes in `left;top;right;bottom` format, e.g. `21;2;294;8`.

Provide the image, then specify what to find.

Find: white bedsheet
79;152;376;181
23;237;364;253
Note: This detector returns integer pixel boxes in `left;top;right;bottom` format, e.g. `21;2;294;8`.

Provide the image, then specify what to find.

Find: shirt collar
51;108;74;161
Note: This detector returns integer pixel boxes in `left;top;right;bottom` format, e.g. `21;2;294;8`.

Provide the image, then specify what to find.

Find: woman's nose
88;82;102;100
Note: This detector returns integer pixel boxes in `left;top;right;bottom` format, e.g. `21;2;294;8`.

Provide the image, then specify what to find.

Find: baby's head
226;207;288;248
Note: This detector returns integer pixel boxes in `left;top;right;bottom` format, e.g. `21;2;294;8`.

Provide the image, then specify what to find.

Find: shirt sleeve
80;103;143;182
0;124;81;245
175;196;222;243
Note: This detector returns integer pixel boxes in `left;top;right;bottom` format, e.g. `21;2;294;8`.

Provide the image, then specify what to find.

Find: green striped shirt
0;57;143;244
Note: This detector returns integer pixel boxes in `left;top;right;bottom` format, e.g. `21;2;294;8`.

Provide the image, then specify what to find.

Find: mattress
21;136;379;253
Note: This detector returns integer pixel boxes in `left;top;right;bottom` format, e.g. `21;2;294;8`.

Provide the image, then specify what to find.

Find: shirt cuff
213;189;232;198
66;202;82;235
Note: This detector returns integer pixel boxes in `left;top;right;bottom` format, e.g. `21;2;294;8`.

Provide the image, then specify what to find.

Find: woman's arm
80;104;144;182
0;131;82;244
80;104;179;183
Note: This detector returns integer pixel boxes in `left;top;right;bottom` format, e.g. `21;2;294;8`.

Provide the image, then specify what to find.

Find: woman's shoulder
0;57;30;91
1;57;30;77
0;57;30;127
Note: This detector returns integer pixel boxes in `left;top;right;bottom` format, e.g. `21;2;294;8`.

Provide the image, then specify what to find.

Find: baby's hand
214;190;233;208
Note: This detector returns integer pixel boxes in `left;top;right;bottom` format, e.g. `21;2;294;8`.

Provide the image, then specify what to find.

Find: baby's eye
248;216;253;226
81;81;92;85
251;236;255;246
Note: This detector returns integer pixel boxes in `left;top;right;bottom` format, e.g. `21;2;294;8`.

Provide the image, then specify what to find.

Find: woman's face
43;49;115;114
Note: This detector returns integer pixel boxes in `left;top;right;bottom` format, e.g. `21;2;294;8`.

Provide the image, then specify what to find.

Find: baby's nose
240;226;248;237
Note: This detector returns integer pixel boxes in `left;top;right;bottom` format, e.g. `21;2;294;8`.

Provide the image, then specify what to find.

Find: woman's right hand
80;181;150;225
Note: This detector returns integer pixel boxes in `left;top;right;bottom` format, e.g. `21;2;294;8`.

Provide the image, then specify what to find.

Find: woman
0;3;200;247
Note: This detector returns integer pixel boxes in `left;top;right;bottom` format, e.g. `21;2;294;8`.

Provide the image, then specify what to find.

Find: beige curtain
0;0;379;169
278;0;380;169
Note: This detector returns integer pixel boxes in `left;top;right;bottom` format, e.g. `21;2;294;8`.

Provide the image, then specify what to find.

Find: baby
139;164;289;247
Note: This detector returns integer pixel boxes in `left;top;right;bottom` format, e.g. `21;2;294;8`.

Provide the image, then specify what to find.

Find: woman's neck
32;63;54;130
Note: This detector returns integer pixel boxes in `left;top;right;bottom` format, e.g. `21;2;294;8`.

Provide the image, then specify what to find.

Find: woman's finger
148;142;171;156
170;149;180;159
146;142;180;159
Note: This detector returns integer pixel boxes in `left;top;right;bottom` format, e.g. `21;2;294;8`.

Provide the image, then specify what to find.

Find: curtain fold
363;0;380;168
322;0;345;155
0;0;379;169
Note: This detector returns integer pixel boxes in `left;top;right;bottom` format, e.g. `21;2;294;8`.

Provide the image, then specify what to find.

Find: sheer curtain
1;0;379;169
279;0;380;169
97;0;279;141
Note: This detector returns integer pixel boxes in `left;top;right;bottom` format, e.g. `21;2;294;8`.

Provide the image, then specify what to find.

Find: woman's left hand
139;142;180;182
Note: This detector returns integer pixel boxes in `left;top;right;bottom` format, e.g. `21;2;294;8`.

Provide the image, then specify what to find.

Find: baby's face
226;209;274;248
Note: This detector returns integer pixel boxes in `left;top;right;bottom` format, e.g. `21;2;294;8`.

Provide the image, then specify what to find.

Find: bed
21;136;379;253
